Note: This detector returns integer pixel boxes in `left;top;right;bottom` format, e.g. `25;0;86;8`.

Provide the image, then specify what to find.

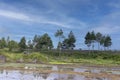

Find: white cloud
0;8;88;29
43;21;71;28
0;10;32;21
91;6;120;35
92;25;120;34
0;9;70;28
0;0;89;30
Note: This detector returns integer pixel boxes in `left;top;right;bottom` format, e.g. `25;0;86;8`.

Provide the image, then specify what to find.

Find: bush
23;53;48;63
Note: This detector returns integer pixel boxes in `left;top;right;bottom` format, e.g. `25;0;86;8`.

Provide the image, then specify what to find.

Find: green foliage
96;32;102;50
27;40;33;49
6;36;10;47
55;29;64;39
28;53;47;62
67;31;76;49
85;31;112;50
104;35;112;49
85;32;91;48
100;36;105;47
55;29;64;50
34;33;53;50
0;49;48;63
0;37;7;49
57;42;62;50
62;31;76;50
41;33;53;50
19;37;27;51
91;31;96;42
0;49;120;65
62;38;69;49
91;31;96;50
33;35;38;44
8;40;18;51
96;32;102;43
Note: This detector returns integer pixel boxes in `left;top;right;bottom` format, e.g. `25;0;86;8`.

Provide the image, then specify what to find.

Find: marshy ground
0;63;120;80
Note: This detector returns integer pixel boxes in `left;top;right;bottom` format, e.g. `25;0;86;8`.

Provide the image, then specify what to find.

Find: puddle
0;65;120;80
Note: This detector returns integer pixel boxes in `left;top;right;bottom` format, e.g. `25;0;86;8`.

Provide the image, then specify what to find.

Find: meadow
0;48;120;66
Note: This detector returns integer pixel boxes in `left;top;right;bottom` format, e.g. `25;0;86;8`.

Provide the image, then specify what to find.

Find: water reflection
0;66;119;80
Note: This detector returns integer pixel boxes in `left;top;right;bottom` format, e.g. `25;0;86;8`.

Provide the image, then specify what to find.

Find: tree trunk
59;37;61;57
98;43;100;51
88;46;90;54
92;43;94;52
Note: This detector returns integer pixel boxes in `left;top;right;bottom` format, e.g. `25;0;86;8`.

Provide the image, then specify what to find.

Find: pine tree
55;29;64;55
91;31;96;50
19;37;27;51
96;32;102;50
67;31;76;50
85;32;91;51
104;35;112;50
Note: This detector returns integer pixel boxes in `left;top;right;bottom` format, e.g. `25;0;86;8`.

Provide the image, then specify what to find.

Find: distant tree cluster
33;33;53;50
55;29;76;50
85;31;112;51
0;37;18;51
62;31;76;50
0;37;7;49
0;30;112;52
19;33;53;51
19;37;27;51
0;33;53;52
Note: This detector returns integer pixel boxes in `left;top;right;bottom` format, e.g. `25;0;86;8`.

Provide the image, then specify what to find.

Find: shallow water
0;65;120;80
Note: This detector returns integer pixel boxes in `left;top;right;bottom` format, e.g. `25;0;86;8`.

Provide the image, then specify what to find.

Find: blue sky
0;0;120;50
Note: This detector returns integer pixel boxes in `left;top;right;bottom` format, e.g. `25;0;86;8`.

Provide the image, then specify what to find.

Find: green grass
0;49;120;66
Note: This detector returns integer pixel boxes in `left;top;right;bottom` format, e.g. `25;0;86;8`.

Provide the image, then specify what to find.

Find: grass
0;49;120;66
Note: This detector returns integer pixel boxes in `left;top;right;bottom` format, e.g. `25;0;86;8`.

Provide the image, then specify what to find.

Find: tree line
85;31;112;51
0;29;112;52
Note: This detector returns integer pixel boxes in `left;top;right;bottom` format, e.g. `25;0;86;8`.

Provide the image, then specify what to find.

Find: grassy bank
0;49;120;66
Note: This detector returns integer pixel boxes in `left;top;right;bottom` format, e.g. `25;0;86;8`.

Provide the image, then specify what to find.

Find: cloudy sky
0;0;120;50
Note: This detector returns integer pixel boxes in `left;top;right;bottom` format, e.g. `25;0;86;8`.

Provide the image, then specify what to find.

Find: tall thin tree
67;31;76;50
104;35;112;50
85;32;91;53
91;31;96;51
55;29;64;55
96;32;102;50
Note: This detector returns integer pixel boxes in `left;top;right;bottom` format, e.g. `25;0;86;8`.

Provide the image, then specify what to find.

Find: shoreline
0;62;120;68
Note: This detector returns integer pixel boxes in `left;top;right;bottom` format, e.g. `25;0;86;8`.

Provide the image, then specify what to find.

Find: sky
0;0;120;50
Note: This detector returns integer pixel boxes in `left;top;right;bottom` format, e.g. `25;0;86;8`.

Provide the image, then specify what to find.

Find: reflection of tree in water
0;68;119;80
19;71;24;80
33;72;37;78
6;70;8;75
59;74;68;80
68;74;74;80
0;70;3;74
40;73;49;79
33;72;50;79
73;75;85;80
19;71;24;75
85;75;110;80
